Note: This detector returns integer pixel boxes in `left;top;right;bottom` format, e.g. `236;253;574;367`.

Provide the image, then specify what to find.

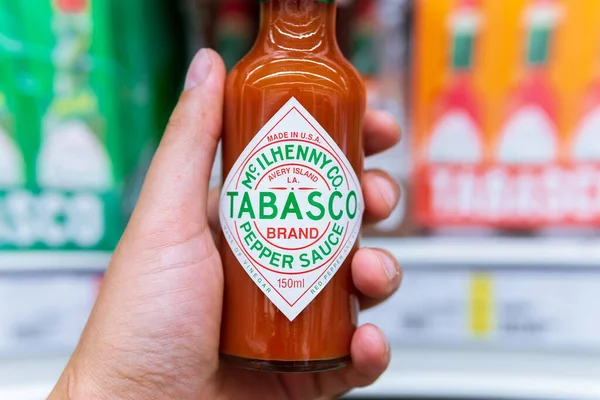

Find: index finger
364;110;402;156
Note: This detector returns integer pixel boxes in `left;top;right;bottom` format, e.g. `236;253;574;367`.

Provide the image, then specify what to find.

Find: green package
0;0;183;252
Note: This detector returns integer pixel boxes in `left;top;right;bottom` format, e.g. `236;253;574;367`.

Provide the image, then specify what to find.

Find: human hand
49;49;402;400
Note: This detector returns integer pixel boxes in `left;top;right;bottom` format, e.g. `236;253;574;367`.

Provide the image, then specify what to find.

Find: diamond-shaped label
219;97;364;320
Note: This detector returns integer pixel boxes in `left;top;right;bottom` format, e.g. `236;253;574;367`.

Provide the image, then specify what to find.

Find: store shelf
362;237;600;268
349;346;600;399
0;357;65;400
3;349;600;400
0;251;111;272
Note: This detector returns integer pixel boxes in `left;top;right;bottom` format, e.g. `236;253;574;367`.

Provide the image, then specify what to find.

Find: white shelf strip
2;350;600;400
349;347;600;399
351;371;600;399
0;251;111;272
362;237;600;267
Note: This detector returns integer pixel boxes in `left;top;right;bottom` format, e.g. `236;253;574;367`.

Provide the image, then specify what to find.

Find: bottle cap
449;0;481;70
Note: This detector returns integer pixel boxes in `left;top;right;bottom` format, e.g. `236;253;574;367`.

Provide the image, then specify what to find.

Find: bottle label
219;97;364;321
428;110;482;163
573;106;600;161
498;105;557;164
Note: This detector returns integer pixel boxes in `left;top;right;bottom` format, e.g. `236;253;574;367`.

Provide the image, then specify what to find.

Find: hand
49;49;403;400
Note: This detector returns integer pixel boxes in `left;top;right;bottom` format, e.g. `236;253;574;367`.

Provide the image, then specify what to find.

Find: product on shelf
31;0;117;192
362;268;600;349
0;0;183;251
497;0;560;165
414;0;600;229
427;0;483;165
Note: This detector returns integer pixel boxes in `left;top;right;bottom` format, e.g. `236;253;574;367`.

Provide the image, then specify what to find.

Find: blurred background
2;0;600;399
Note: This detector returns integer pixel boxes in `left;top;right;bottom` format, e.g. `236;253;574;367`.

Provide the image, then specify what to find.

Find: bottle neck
451;30;475;72
257;0;338;53
526;25;551;67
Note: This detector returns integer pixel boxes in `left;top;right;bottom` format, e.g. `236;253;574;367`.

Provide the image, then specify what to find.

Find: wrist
49;355;141;400
48;364;88;400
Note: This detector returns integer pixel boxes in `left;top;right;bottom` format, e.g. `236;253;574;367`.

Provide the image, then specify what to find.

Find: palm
112;219;385;400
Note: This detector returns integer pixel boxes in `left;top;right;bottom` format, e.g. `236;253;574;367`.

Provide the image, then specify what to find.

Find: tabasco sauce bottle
219;0;366;372
497;0;561;165
427;0;483;164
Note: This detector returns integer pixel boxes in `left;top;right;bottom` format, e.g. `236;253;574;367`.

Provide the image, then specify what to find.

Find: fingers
347;324;391;386
316;324;390;397
363;169;401;224
352;248;402;310
364;110;401;156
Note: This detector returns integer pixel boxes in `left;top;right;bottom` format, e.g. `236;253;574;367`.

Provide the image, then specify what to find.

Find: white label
572;106;600;161
38;120;113;190
0;275;98;354
428;110;483;163
0;191;104;247
362;271;469;343
498;105;557;164
0;128;25;188
219;97;364;321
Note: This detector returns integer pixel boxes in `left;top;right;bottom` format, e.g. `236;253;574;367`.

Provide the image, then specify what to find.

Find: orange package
413;0;600;228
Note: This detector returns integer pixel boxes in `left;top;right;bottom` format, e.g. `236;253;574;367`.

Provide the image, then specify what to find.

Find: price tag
0;275;98;356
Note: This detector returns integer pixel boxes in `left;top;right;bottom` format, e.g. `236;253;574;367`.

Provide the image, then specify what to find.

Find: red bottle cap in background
219;0;250;16
355;0;377;16
55;0;87;13
457;0;480;9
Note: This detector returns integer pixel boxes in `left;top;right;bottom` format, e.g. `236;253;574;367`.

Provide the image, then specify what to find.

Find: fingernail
375;326;390;356
379;252;398;281
374;175;398;209
184;49;213;90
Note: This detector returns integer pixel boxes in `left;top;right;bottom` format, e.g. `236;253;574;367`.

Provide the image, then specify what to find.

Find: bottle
424;0;484;226
219;0;365;373
497;0;560;165
428;0;483;164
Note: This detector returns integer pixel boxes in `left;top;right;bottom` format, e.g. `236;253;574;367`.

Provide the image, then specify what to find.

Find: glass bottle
219;0;365;373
